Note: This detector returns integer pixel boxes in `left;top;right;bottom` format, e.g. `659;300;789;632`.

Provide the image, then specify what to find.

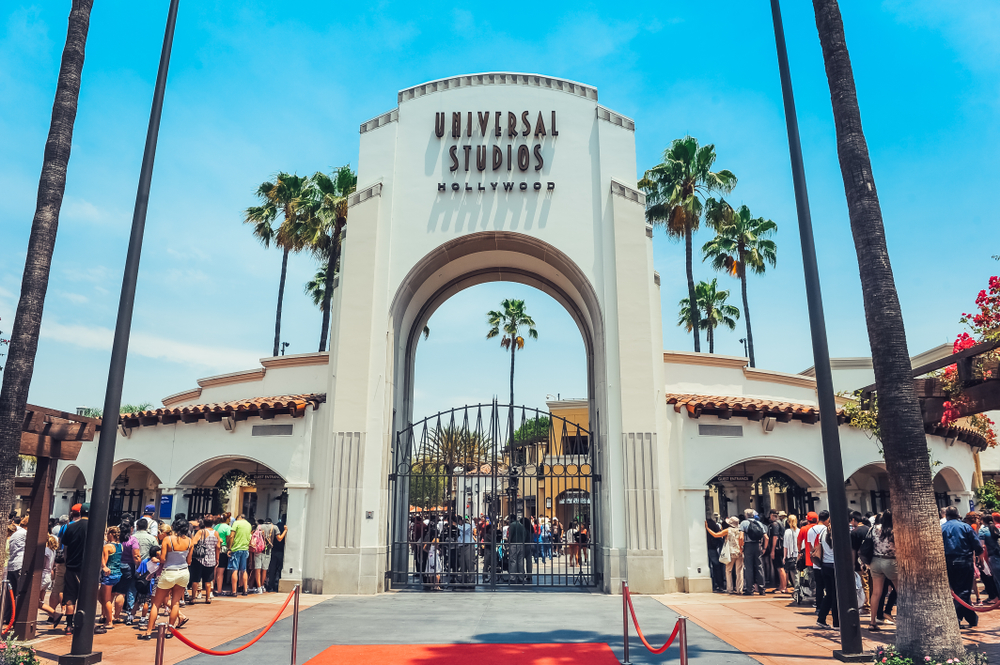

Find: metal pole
154;623;167;665
67;1;180;659
621;582;630;665
290;584;300;665
679;617;689;665
1;579;8;632
769;1;863;658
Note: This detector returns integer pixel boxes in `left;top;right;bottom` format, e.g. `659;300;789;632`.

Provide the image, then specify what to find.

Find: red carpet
305;643;621;664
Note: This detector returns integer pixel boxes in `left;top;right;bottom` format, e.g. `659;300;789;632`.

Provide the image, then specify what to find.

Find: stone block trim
610;179;646;206
397;72;598;104
348;182;382;208
596;105;635;131
359;109;398;134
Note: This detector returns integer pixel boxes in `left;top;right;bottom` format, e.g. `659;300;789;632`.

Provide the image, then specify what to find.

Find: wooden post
14;452;58;640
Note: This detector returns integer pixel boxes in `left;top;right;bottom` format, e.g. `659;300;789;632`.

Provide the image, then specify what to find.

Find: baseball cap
80;502;90;516
144;504;156;514
806;511;818;523
71;503;82;513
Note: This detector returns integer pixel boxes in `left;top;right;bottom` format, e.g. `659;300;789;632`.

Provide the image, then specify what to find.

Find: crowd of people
2;502;289;640
409;512;591;588
705;503;1000;631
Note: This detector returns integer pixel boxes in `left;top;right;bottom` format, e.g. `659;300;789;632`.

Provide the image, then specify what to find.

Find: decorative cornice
162;388;203;408
260;352;330;370
653;271;661;287
610;179;646;206
348;182;382;208
359;109;398;134
744;367;818;390
397;73;598;104
545;399;588;410
799;357;873;377
596;105;635;131
197;368;265;389
663;351;748;369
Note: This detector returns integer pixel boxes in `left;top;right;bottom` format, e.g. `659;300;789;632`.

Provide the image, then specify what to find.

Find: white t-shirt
807;524;827;569
44;546;56;574
144;516;159;537
783;528;799;559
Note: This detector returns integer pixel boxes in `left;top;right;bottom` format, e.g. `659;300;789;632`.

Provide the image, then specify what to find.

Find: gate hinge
593;474;602;482
388;473;397;481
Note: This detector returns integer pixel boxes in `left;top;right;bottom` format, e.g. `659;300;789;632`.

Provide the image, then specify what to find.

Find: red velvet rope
624;586;681;654
2;586;15;635
168;587;295;655
950;590;1000;613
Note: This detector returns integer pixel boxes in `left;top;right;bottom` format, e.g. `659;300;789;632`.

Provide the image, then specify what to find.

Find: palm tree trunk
685;228;701;352
707;321;714;353
318;223;342;353
813;0;963;657
740;268;755;367
0;0;93;545
273;246;289;356
509;340;516;407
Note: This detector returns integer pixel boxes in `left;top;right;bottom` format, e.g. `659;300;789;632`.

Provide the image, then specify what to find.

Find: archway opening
178;457;287;523
846;463;890;514
108;461;161;525
933;466;966;511
706;458;824;521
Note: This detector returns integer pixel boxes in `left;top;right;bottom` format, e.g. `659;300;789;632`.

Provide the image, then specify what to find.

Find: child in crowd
133;544;161;630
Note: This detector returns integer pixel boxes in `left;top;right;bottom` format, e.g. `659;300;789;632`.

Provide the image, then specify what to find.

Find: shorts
190;560;216;585
51;563;66;596
63;568;82;603
227;549;249;572
112;567;134;594
218;551;229;570
869;556;897;582
41;572;52;591
101;572;121;587
254;552;271;570
157;568;190;590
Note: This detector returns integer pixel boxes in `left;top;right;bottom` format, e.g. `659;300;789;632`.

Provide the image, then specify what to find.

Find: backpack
250;528;266;554
194;531;209;561
745;519;766;542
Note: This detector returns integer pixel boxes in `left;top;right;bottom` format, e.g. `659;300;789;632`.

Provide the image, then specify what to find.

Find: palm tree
639;136;737;353
678;279;740;354
703;199;777;367
0;0;94;546
812;0;963;657
300;166;357;353
244;173;311;356
416;424;492;513
486;299;538;409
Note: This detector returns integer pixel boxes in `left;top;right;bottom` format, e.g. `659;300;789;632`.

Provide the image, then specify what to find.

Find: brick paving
657;591;1000;665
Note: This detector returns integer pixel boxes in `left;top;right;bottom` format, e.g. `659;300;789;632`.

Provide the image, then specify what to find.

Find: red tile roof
666;393;841;423
114;394;325;428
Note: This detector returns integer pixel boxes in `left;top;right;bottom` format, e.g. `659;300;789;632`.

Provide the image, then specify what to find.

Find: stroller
793;567;816;606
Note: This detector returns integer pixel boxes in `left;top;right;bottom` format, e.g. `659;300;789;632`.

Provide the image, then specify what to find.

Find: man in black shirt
705;512;725;592
766;510;783;588
59;503;89;634
849;511;870;613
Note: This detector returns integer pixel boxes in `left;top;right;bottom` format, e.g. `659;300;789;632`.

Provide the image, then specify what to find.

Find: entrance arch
178;456;287;523
705;457;824;520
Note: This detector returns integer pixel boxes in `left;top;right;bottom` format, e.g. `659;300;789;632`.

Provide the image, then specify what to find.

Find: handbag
719;537;732;564
859;530;875;567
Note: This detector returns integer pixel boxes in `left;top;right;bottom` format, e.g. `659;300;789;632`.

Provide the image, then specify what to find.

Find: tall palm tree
812;0;963;657
244;173;311;356
639;136;737;353
417;425;491;513
0;0;94;543
486;299;538;409
678;279;740;354
703;199;777;367
300;166;357;353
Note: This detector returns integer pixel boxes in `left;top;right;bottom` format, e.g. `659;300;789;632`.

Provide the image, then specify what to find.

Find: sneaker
256;587;263;595
815;622;830;630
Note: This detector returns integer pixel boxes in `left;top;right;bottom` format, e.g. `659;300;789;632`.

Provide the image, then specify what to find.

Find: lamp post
769;1;863;659
739;338;748;358
62;2;179;663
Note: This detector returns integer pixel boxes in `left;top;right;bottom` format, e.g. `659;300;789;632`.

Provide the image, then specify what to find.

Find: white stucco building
54;73;987;595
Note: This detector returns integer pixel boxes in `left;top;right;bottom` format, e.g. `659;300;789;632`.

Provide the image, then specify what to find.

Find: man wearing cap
60;504;89;634
798;512;819;608
142;504;159;537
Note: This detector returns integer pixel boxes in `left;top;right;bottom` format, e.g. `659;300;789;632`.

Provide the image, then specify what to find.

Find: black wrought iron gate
388;401;600;589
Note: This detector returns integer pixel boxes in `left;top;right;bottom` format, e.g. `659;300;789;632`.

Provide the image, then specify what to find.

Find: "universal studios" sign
435;110;557;193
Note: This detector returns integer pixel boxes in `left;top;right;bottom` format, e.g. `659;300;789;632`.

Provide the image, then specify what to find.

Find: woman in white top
781;514;799;594
707;516;744;594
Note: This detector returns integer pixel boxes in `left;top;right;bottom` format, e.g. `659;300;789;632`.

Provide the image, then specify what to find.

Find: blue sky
1;2;997;419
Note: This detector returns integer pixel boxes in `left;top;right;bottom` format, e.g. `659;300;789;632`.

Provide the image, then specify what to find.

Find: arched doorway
55;465;87;518
846;463;890;514
178;457;287;523
706;458;823;521
108;460;161;525
933;466;966;511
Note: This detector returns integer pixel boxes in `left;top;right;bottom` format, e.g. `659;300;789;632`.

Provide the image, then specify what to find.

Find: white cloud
40;320;261;371
60;292;89;305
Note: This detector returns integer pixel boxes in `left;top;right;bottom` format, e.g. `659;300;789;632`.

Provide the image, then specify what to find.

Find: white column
279;483;311;592
809;487;829;514
681;487;713;593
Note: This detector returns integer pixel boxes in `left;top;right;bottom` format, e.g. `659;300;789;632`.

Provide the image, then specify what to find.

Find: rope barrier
624;585;682;654
2;586;15;636
168;586;296;656
950;590;1000;613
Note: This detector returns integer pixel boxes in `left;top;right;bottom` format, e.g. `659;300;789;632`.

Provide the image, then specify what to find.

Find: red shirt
798;524;815;567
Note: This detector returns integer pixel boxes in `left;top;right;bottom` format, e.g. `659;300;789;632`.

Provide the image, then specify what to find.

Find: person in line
139;518;191;640
190;517;220;603
706;511;725;593
979;513;1000;599
114;520;140;624
812;511;839;631
3;516;27;625
865;510;896;631
578;521;590;567
767;510;785;590
142;505;159;537
781;514;799;594
213;514;232;594
507;514;527;584
423;515;443;591
849;511;871;615
566;522;579;568
740;509;768;595
456;515;476;590
38;534;61;624
266;520;289;592
47;515;71;629
942;505;982;629
59;505;88;634
800;512;821;610
255;518;279;593
227;513;252;596
98;526;122;632
133;544;161;630
706;516;744;594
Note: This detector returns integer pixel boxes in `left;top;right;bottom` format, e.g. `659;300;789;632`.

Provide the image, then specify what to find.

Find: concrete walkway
175;590;756;665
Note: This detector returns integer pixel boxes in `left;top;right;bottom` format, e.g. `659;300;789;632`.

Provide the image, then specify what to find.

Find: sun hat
726;516;739;528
